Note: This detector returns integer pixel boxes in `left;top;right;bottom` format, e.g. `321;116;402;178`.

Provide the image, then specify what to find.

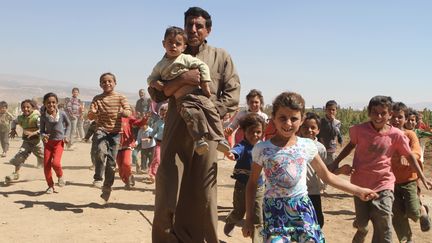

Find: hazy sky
1;1;431;107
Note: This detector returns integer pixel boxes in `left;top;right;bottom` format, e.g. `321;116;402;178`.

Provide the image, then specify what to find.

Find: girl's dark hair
239;113;265;131
367;95;393;114
21;99;37;109
246;89;264;110
43;92;58;104
304;112;321;128
184;7;212;28
99;72;117;83
271;92;305;117
164;26;187;42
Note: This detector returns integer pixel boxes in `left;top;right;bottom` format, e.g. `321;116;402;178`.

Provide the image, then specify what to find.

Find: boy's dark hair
391;102;408;114
239;113;265;131
367;95;393;114
304;112;321;129
184;7;212;29
407;108;420;123
21;99;37;109
325;100;338;108
99;72;116;84
246;89;264;110
272;92;305;117
72;87;80;93
164;26;187;43
43;92;59;104
0;101;8;108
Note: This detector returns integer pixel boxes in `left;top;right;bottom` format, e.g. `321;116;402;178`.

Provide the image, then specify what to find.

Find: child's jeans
140;147;154;170
10;139;44;168
43;140;64;187
92;130;120;188
353;189;394;243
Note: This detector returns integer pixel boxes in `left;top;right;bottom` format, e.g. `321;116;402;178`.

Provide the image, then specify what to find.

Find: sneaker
420;205;431;232
45;187;54;194
58;177;66;187
5;172;19;183
100;187;111;202
195;139;209;155
223;222;235;237
216;139;231;153
92;180;103;188
1;152;6;157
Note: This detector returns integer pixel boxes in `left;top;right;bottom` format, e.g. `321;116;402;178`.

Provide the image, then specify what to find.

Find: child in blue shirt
223;113;266;242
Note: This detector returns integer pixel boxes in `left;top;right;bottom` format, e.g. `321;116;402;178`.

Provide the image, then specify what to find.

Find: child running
0;101;14;157
242;92;378;242
147;26;229;155
144;104;167;184
40;92;71;193
332;96;432;243
223;113;266;242
87;72;131;201
390;102;430;242
5;99;44;184
225;89;269;144
116;114;146;189
136;121;155;174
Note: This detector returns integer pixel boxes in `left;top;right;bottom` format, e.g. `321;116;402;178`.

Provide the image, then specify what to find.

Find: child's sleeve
348;125;358;145
396;133;413;157
62;112;72;138
121;96;132;117
147;63;162;85
230;143;244;160
188;56;211;82
39;116;46;136
251;143;263;167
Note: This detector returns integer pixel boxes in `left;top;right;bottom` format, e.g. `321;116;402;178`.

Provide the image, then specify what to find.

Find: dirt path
1;139;431;242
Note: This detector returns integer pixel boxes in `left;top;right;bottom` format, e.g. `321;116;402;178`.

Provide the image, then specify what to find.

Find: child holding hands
332;96;432;243
243;92;377;243
223;113;266;242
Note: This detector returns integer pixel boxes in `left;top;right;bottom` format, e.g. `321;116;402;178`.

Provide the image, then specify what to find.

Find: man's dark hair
184;7;212;28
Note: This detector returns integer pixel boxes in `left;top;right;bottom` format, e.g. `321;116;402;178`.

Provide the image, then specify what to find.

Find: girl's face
405;114;417;130
21;102;34;116
369;105;391;130
44;97;58;114
100;75;116;93
299;118;320;140
247;96;261;113
244;124;263;145
273;106;303;139
390;110;406;129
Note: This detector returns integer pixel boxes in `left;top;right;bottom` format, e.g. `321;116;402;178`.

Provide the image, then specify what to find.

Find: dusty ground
1;138;431;242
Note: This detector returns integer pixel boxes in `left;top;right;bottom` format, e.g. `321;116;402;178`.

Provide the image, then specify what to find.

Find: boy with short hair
318;100;343;170
390;102;430;242
333;96;432;243
87;72;131;201
0;101;14;157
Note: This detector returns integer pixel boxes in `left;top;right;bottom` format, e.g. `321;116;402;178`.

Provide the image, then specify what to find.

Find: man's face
184;16;210;47
139;90;145;98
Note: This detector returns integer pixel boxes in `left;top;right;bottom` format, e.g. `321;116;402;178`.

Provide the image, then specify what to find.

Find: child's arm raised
311;155;378;201
242;162;262;238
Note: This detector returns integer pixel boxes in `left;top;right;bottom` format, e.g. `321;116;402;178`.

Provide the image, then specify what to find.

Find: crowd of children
2;71;432;242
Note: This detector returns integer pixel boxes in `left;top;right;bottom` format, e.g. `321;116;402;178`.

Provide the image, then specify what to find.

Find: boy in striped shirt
87;72;131;202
